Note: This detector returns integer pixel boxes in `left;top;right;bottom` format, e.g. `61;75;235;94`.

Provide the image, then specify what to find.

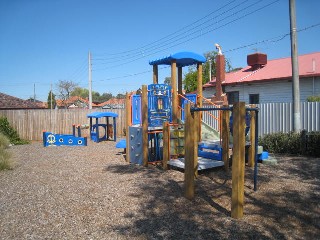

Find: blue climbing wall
129;126;143;165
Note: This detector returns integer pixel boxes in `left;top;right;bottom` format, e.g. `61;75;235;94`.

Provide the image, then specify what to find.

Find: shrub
259;131;320;157
304;132;320;157
0;117;29;145
307;96;320;102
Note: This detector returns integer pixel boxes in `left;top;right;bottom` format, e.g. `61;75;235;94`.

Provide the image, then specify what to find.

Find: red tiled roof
204;52;320;88
0;92;46;109
98;98;125;107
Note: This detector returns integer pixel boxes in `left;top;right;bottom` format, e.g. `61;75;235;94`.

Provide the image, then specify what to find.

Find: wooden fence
0;108;126;141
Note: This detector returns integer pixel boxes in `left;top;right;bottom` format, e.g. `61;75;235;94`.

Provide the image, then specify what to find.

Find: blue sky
0;0;319;101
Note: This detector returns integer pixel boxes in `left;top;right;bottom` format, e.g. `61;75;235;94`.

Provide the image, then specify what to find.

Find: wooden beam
231;102;246;219
222;106;230;171
142;85;148;167
125;93;131;162
184;103;198;200
171;60;178;123
197;63;203;141
153;65;158;84
178;67;183;95
197;63;203;107
248;105;256;168
178;67;183;120
162;121;169;170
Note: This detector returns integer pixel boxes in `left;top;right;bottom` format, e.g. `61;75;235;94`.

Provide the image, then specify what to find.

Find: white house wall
202;77;320;103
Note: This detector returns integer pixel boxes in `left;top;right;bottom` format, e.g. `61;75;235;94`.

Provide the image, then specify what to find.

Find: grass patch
0;148;12;170
0;132;13;171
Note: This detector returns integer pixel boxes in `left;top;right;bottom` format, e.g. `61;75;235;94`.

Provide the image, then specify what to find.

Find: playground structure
87;112;118;143
120;50;260;219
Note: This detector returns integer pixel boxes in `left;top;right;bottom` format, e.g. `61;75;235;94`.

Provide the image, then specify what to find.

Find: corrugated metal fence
258;102;319;136
202;102;319;137
0;109;126;141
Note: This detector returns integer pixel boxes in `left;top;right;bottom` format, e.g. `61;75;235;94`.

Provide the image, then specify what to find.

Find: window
227;91;239;104
249;94;259;104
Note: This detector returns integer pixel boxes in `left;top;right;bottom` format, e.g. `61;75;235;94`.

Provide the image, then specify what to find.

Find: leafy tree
184;70;198;93
164;77;171;85
100;92;113;102
136;88;142;95
71;87;89;99
116;93;126;99
47;90;56;109
70;87;113;103
183;50;232;93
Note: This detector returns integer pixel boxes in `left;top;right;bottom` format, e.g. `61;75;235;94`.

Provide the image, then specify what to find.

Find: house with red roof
98;98;125;109
55;96;101;109
203;52;320;104
0;92;46;109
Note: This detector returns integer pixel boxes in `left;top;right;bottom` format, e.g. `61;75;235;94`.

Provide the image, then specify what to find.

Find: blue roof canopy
87;112;118;118
149;51;206;67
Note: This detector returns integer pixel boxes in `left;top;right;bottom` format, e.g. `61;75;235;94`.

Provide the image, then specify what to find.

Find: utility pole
209;59;212;81
289;0;301;132
88;51;93;109
33;83;36;102
50;83;53;110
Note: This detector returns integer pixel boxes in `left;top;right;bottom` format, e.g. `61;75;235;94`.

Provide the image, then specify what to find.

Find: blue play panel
43;132;87;147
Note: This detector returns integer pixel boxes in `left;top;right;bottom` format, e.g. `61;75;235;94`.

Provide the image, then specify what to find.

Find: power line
93;22;319;82
93;0;281;70
93;0;239;58
93;0;257;62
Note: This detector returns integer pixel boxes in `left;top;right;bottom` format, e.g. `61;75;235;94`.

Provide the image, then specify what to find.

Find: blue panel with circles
43;132;87;147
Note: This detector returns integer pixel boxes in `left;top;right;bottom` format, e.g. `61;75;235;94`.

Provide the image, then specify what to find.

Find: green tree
47;90;56;109
164;77;171;85
100;92;113;102
116;93;126;99
183;51;232;93
71;87;89;99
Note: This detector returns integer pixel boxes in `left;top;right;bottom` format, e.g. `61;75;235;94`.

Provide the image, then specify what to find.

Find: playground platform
168;157;224;170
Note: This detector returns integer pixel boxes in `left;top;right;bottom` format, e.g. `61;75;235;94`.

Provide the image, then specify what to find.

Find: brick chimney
247;53;267;70
215;54;225;100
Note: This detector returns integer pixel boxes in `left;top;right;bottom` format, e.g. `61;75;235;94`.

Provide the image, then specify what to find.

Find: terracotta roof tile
204;52;320;88
0;92;46;109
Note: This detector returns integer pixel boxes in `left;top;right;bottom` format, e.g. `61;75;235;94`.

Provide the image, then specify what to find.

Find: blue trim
87;112;118;118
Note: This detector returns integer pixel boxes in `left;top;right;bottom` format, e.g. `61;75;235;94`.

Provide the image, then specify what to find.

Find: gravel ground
0;141;319;240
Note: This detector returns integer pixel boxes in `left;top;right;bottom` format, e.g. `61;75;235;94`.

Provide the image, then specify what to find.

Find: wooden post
125;93;131;162
142;85;148;167
197;63;203;142
153;65;158;84
184;103;198;200
162;121;169;170
231;102;246;219
171;60;178;123
222;106;230;171
178;67;183;120
248;106;256;168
